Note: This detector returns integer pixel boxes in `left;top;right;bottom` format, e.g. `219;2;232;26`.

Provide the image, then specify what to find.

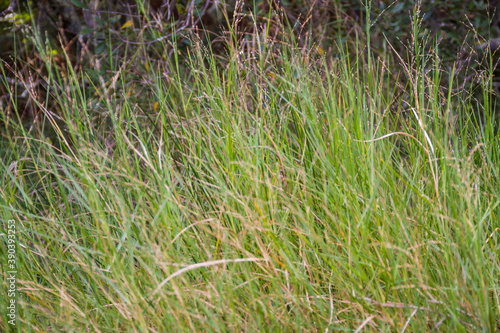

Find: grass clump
1;2;500;331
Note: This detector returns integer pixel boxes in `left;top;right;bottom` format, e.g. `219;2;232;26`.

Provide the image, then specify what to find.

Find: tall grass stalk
0;5;499;331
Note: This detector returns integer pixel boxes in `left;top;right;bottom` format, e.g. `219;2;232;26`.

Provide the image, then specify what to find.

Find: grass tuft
1;2;499;331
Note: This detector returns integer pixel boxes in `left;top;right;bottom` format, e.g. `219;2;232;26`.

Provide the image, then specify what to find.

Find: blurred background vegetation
1;0;500;141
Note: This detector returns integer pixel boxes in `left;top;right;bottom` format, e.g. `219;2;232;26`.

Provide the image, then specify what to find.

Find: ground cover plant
1;0;500;331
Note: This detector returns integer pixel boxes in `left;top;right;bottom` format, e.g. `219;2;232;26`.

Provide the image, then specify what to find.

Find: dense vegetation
1;0;499;331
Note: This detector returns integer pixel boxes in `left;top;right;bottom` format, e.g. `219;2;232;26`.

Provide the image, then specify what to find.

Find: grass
1;3;499;331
